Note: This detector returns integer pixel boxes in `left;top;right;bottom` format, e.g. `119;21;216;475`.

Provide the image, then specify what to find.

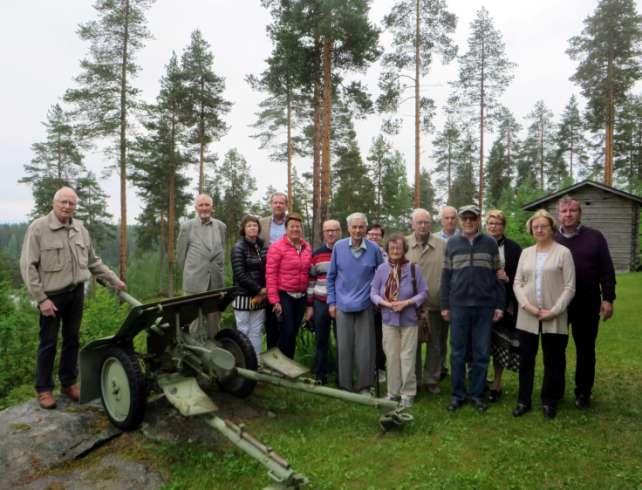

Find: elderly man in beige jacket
20;187;125;409
405;208;447;394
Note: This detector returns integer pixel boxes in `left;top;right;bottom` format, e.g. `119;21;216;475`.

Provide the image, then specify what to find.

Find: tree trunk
287;88;293;212
447;138;452;203
312;74;322;247
569;125;574;181
199;101;205;193
479;36;485;210
159;208;166;293
167;117;177;297
320;38;332;228
539;123;544;188
118;0;130;281
413;0;421;208
605;55;614;186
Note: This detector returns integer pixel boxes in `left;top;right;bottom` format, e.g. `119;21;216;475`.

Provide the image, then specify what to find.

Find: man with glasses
305;219;341;384
441;205;505;413
20;187;125;409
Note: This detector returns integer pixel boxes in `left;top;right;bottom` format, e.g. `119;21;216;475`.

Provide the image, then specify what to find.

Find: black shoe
470;398;488;413
575;394;591;410
447;398;465;412
488;389;502;403
439;369;448;381
542;404;557;419
512;403;531;417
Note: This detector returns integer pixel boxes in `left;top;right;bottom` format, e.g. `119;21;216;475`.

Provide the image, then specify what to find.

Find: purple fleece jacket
370;262;428;326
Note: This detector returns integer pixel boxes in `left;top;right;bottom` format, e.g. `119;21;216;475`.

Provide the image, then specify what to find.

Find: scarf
384;258;408;302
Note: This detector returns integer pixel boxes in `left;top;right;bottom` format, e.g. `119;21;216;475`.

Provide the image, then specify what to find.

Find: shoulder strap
411;263;418;296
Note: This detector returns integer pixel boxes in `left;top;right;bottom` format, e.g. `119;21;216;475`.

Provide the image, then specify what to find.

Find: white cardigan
513;242;576;335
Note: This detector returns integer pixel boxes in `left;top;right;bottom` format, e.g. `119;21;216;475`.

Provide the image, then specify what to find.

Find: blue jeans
450;306;493;401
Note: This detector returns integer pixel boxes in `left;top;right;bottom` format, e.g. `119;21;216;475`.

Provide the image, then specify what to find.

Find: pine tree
525;100;557;189
75;171;114;250
20;104;86;218
613;94;642;192
485;139;509;209
379;0;457;206
449;128;478;209
454;7;515;208
218;149;257;240
555;95;591;181
567;0;642;186
181;30;232;193
366;135;411;228
416;167;436;216
432;116;461;203
64;0;153;280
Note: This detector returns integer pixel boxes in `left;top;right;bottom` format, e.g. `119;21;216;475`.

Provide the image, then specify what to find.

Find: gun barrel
236;367;398;410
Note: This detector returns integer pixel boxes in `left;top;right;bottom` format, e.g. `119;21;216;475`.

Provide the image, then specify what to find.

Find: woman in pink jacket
266;213;312;359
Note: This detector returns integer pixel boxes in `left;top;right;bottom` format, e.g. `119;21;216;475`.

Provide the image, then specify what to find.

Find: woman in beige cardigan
512;210;575;419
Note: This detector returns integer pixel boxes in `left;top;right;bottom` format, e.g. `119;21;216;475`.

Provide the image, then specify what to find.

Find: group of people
21;187;616;420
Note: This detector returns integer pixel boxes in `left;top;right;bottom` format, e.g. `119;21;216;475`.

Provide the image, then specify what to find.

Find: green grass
149;272;642;489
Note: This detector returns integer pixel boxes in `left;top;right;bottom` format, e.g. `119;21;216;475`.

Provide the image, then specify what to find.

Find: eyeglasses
414;220;431;225
487;221;504;227
460;216;478;222
323;228;340;233
532;225;551;231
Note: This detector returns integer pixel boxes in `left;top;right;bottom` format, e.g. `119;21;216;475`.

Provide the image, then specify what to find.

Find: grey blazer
177;218;227;293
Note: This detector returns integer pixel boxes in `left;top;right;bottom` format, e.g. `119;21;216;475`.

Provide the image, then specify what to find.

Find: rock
0;396;121;486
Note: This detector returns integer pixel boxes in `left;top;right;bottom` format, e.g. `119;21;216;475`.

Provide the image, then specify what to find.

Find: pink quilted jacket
266;235;312;304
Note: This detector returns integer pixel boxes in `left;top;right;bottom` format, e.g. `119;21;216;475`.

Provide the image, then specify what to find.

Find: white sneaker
401;396;414;409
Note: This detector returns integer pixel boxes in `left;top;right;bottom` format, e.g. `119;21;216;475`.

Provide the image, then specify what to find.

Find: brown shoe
62;384;80;402
37;391;57;409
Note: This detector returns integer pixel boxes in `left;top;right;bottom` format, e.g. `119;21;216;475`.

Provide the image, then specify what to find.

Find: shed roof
522;180;642;211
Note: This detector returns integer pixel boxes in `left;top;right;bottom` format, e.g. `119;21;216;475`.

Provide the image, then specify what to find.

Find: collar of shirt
199;218;213;226
559;223;582;238
272;215;286;226
349;237;368;251
48;211;77;231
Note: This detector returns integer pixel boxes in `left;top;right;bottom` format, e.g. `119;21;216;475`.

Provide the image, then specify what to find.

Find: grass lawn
148;272;642;489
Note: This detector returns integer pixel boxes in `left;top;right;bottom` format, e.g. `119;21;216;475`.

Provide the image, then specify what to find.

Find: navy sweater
555;226;616;302
441;233;505;310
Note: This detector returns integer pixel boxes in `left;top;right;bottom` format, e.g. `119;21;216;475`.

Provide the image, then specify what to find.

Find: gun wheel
215;328;258;398
100;347;146;430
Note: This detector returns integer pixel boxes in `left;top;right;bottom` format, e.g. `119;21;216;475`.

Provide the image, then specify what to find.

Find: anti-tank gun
79;284;412;488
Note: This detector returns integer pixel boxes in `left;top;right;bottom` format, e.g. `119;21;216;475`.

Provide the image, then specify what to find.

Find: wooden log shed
522;180;642;272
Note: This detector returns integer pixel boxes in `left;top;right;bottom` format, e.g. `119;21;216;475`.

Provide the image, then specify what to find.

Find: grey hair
346;212;368;227
557;194;580;211
53;186;77;203
270;192;288;204
439;205;457;218
195;193;213;205
411;208;431;222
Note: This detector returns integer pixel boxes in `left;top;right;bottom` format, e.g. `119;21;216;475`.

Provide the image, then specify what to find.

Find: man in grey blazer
177;194;226;337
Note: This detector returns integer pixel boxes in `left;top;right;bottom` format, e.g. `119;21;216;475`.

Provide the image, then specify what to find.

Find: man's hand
537;308;554;321
493;309;504;322
329;304;336;319
496;268;509;282
272;303;283;316
600;301;614;321
39;298;58;317
304;306;313;322
114;280;126;291
441;309;450;322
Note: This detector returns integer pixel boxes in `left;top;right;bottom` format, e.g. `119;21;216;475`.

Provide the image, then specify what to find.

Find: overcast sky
1;0;639;223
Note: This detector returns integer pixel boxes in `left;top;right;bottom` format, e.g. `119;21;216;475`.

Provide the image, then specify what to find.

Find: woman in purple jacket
370;234;428;408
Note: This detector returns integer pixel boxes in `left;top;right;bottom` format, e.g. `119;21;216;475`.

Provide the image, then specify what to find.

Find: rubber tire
215;328;258;398
100;347;147;430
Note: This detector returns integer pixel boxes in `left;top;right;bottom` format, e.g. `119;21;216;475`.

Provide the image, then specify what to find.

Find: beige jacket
259;215;287;246
20;211;120;303
405;233;446;311
177;217;226;294
513;242;576;334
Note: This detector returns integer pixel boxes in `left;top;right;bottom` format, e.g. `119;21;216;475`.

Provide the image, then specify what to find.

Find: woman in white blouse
512;209;575;419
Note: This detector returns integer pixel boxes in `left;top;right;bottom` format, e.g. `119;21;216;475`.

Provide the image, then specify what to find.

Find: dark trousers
374;309;386;371
36;284;84;393
568;299;601;398
277;292;306;359
265;308;279;350
450;306;493;401
518;326;568;407
313;300;336;382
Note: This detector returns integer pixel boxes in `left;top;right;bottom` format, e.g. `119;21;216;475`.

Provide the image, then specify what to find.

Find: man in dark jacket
555;195;616;409
441;205;505;413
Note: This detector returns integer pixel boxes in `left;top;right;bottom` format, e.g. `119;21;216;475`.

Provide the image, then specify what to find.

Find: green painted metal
101;355;132;423
157;373;218;416
206;416;308;489
259;348;310;378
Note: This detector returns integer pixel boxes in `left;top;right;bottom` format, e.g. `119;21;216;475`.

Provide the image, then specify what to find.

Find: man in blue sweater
441;205;505;413
327;212;384;393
